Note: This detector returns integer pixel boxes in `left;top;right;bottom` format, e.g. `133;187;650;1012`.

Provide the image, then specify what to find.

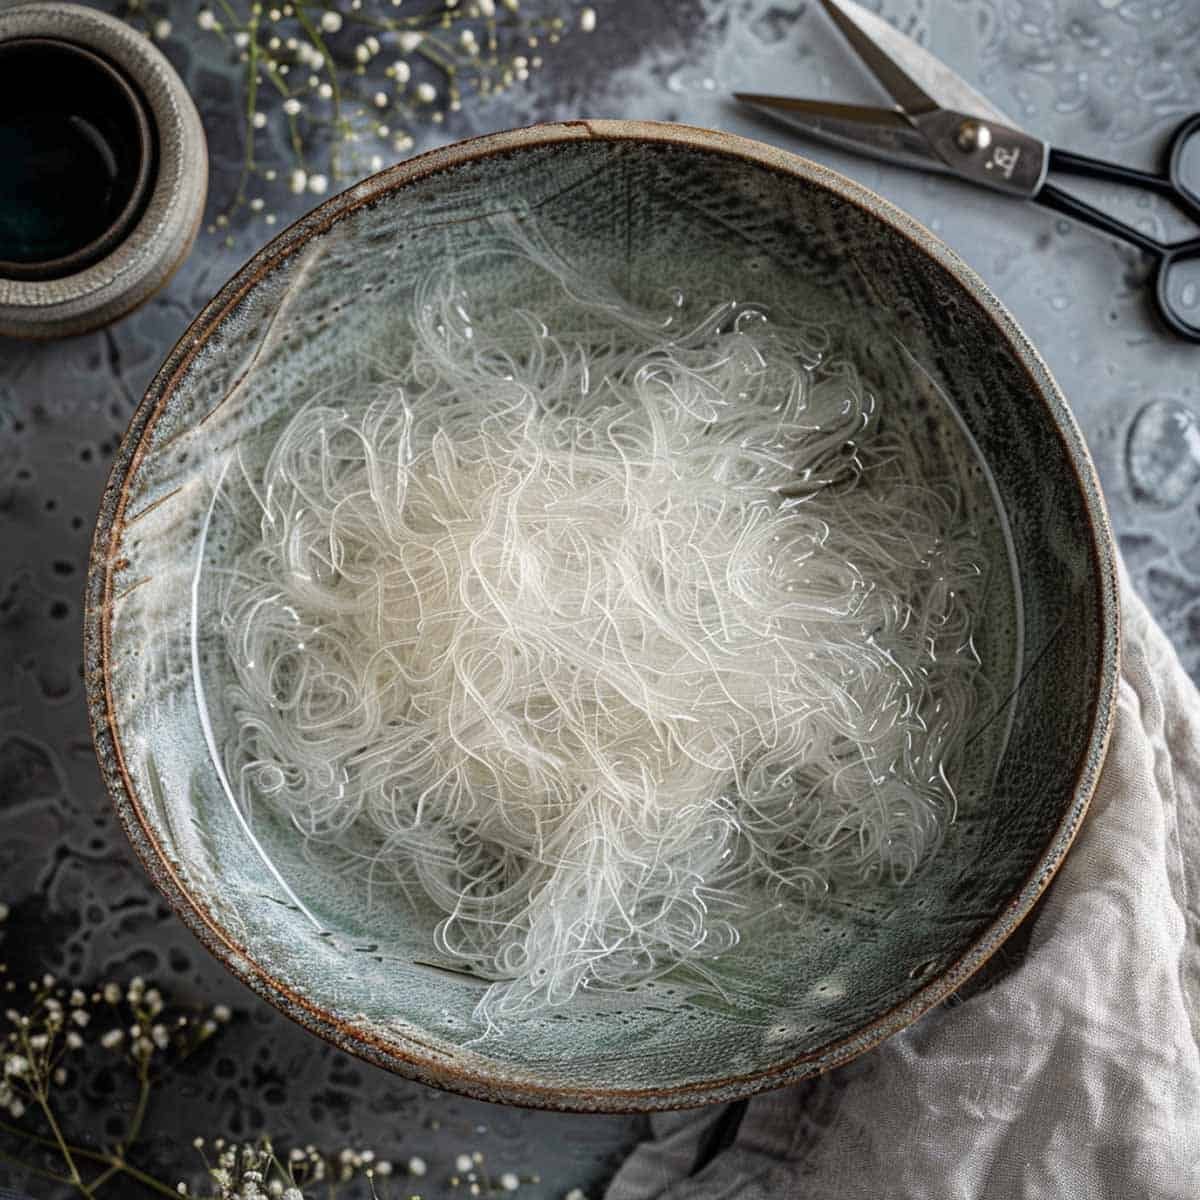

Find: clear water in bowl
185;213;1022;1071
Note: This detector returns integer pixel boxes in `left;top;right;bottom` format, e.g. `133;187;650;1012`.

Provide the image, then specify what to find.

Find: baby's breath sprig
0;904;572;1200
119;1;599;241
1;908;234;1199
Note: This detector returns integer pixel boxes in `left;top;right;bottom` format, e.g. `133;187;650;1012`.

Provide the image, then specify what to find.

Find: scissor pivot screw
955;119;993;153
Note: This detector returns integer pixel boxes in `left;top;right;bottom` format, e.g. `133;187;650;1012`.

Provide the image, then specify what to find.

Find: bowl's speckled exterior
85;120;1119;1112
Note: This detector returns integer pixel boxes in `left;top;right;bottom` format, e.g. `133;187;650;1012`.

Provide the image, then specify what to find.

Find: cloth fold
607;580;1200;1200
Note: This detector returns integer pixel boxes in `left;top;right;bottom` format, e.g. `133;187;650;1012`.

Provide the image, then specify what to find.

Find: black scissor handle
1167;111;1200;218
1040;111;1200;342
1157;113;1200;341
1155;236;1200;342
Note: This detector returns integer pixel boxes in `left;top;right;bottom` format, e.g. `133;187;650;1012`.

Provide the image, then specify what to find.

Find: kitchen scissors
736;0;1200;342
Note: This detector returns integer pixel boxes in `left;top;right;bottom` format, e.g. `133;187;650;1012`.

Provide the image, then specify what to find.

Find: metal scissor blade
734;95;951;175
819;0;1018;130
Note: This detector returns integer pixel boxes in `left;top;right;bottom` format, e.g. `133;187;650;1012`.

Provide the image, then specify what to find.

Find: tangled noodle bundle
217;231;986;1026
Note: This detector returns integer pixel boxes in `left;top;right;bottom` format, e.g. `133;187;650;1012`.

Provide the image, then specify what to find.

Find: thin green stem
294;1;344;176
417;37;460;74
106;1159;183;1199
89;1056;166;1194
32;1090;94;1198
124;1067;152;1151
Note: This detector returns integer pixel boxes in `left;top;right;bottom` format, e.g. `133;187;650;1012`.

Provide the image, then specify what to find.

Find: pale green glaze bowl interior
86;121;1119;1112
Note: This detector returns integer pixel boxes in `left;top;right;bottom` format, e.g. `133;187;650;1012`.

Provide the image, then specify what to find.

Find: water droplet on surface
1126;399;1200;508
666;66;718;94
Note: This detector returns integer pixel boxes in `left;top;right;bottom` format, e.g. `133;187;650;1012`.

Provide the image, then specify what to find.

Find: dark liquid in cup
0;39;154;280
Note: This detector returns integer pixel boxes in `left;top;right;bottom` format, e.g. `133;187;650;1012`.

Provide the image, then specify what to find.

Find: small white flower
53;1066;67;1085
375;1161;393;1177
252;111;267;129
250;197;265;212
29;1034;48;1051
355;43;370;63
8;1098;25;1119
320;11;343;33
0;903;9;922
416;81;436;103
266;213;277;224
308;174;328;194
398;31;423;52
289;169;308;194
100;1029;124;1050
234;31;250;49
366;35;381;54
151;1024;170;1050
407;1156;427;1177
72;1008;90;1027
103;982;121;1005
580;7;597;33
500;1173;520;1191
4;1055;29;1077
176;1184;188;1196
455;1154;474;1173
268;36;282;50
391;60;411;83
153;18;172;39
392;133;413;152
373;91;388;108
269;7;282;19
460;28;476;47
283;98;302;115
283;1189;303;1200
66;1031;83;1050
197;10;216;31
318;82;333;99
563;1190;587;1200
479;0;495;15
69;989;86;1008
369;154;384;171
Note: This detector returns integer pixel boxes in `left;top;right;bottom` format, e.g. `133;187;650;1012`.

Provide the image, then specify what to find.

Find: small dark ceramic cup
0;38;155;282
0;3;208;339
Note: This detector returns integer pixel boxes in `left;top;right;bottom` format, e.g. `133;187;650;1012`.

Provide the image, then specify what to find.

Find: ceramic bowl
86;121;1119;1112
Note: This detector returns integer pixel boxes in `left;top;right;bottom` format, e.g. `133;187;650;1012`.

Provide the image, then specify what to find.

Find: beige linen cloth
607;579;1200;1199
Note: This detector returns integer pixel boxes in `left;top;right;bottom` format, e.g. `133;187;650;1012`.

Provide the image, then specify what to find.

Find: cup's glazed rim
84;118;1120;1114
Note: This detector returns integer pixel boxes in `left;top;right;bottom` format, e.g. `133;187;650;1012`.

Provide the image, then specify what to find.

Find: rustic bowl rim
84;118;1120;1114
